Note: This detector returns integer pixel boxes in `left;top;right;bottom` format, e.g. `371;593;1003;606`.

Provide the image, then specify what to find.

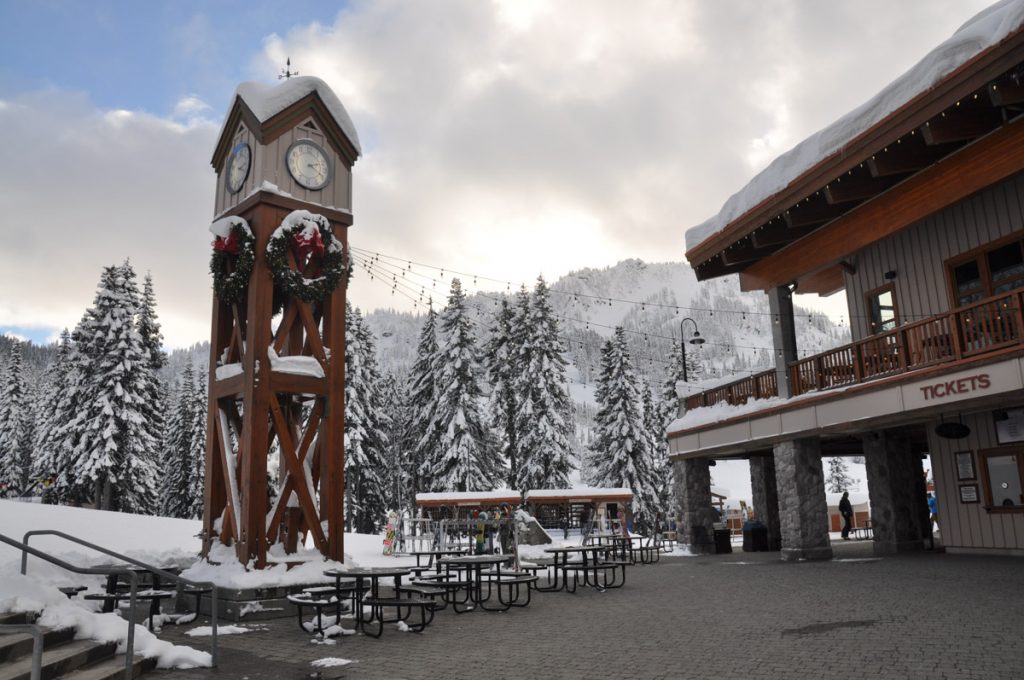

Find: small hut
414;490;522;520
524;487;633;533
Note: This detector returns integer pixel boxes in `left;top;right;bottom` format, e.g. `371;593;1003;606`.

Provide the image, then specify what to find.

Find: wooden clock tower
203;77;360;567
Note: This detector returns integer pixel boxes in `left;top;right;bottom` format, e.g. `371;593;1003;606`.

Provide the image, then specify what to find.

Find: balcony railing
682;290;1024;412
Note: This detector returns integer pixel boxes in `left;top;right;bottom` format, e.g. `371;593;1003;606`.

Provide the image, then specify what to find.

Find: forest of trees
0;269;685;533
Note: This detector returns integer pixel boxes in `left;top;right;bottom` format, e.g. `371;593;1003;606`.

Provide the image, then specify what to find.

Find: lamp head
689;331;706;346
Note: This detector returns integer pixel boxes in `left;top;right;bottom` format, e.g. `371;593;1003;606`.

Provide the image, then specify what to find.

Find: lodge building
668;3;1024;559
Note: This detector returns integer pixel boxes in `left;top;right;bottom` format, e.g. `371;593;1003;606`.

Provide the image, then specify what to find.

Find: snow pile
267;346;325;378
524;487;632;500
312;657;355;668
225;76;361;153
686;0;1024;250
214;363;243;381
208;215;252;240
667;397;786;434
0;574;209;669
185;625;252;637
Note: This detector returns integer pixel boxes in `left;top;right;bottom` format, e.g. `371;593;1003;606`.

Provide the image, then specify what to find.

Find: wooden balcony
683;290;1024;412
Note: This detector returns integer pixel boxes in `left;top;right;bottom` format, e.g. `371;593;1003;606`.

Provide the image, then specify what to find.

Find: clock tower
203;77;360;567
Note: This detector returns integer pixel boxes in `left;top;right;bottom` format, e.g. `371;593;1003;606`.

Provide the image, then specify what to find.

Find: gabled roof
211;76;361;170
685;0;1024;293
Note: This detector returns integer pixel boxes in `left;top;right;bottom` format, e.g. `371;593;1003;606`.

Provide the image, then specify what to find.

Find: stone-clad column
774;438;832;561
863;429;926;555
672;458;716;554
749;454;781;551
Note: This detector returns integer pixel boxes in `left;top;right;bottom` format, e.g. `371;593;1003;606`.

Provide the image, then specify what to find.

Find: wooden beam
694;255;748;281
824;173;902;204
721;239;782;266
739;119;1024;292
919;106;1004;145
751;221;819;248
990;80;1024;107
865;135;961;177
781;194;855;229
798;265;845;296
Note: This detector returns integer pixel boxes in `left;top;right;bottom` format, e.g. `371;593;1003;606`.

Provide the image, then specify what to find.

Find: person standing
839;491;854;540
927;492;938;532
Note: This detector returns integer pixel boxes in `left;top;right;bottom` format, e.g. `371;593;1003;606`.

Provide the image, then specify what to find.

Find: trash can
742;520;769;552
713;528;732;554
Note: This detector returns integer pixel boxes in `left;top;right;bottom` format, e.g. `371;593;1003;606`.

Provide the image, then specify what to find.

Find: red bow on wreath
212;230;241;255
291;228;325;276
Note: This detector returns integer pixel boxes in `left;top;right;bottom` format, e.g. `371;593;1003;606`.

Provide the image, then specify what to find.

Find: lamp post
680;317;705;383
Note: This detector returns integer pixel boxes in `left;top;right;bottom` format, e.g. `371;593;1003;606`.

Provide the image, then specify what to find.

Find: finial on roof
278;57;299;80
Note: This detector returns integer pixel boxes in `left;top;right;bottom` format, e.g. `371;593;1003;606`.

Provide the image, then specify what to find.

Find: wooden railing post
815;356;825;391
853;343;863;383
896;328;908;371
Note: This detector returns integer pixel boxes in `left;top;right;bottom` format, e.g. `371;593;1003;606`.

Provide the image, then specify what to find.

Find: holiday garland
209;216;255;304
266;210;346;304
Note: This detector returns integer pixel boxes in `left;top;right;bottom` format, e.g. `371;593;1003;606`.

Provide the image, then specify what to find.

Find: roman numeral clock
203;77;360;567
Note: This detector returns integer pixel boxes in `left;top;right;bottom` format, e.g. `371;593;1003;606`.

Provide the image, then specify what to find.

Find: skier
927;492;938;532
839;491;853;540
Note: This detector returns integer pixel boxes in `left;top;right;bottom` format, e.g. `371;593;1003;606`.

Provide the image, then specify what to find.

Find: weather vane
279;57;299;80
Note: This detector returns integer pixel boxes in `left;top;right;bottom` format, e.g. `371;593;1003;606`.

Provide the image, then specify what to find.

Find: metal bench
360;597;435;637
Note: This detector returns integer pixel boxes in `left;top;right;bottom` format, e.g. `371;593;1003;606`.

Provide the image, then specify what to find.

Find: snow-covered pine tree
345;304;390;532
32;330;73;503
0;343;32;494
62;264;159;513
590;327;662;531
514;276;574;491
187;368;207;519
160;362;196;518
826;457;857;493
641;377;669;521
425;279;499;492
484;298;520;487
407;307;441;494
379;371;408;512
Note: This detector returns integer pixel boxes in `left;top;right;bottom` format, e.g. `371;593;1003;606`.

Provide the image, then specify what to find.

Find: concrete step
60;655;157;680
0;626;75;663
0;638;116;680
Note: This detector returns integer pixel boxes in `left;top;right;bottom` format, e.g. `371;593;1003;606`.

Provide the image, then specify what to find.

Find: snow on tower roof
685;0;1024;252
221;76;361;154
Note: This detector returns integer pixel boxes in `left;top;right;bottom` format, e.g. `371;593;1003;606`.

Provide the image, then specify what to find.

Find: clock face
286;139;331;191
225;142;251;194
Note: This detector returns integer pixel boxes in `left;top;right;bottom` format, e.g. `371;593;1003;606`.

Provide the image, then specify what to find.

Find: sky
0;0;997;348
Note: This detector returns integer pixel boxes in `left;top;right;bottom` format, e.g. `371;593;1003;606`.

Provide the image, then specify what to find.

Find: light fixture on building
680;317;705;383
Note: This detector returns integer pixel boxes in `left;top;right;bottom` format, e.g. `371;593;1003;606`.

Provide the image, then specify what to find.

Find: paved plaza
151;543;1024;680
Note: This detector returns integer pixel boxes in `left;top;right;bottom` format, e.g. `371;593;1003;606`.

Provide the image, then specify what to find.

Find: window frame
945;231;1024;308
977;445;1024;513
864;283;899;336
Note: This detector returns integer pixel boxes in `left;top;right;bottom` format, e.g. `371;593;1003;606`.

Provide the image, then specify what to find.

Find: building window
866;284;897;334
978;447;1024;510
946;232;1024;307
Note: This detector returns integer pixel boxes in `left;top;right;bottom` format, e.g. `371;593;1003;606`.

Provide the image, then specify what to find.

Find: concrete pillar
774;438;832;561
749;454;782;551
863;429;926;555
672;457;716;554
768;285;798;398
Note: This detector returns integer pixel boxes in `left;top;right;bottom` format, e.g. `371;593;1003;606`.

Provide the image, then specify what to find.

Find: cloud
0;88;218;348
173;95;212;119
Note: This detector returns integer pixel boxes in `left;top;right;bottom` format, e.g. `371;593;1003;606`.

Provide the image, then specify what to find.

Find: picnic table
403;548;469;570
323;566;433;637
541;545;627;593
435;554;519;613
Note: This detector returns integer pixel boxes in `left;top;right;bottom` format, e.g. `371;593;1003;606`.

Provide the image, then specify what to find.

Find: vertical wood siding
213;118;352;217
843;172;1024;341
928;410;1024;552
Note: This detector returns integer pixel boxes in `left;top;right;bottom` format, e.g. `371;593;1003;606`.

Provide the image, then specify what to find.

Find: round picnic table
541;545;619;593
323;566;411;635
436;554;514;613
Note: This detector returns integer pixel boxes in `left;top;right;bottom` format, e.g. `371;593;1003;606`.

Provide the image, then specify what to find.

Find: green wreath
266;210;346;305
209;216;255;304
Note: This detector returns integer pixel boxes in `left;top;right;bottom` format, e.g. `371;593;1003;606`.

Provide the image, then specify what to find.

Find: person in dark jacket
839;491;854;540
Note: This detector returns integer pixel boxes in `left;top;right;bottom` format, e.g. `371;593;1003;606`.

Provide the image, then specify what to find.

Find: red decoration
291;229;325;275
213;230;241;255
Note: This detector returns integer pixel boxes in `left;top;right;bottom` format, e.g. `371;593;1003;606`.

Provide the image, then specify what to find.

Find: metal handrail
0;532;138;680
16;529;219;671
0;623;44;680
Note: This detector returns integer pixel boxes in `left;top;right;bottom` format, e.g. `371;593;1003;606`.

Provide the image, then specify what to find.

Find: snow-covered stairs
0;612;156;680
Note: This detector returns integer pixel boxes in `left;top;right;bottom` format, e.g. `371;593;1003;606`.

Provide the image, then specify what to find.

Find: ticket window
980;448;1024;508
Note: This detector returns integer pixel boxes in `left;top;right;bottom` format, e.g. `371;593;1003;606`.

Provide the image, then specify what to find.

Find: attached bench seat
360;596;435;637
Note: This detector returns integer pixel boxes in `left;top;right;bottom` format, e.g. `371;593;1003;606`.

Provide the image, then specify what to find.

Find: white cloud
0;0;997;346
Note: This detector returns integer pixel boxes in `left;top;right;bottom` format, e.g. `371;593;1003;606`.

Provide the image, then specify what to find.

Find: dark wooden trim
739;120;1024;292
686;29;1024;267
864;282;899;335
943;228;1024;307
799;265;845;296
976;445;1024;511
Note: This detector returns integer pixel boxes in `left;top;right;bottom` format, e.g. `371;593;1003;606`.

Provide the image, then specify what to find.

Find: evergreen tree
187;369;207;519
379;371;408;512
345;304;390;532
589;328;662;531
425;279;498;492
35;330;84;504
161;363;196;518
0;343;32;493
484;299;519;487
641;378;669;518
62;265;159;513
407;308;440;494
514;277;574;490
826;457;857;493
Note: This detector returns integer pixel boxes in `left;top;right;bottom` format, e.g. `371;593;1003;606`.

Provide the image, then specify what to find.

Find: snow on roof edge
524;487;633;500
415;489;521;502
684;0;1024;254
216;76;361;156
